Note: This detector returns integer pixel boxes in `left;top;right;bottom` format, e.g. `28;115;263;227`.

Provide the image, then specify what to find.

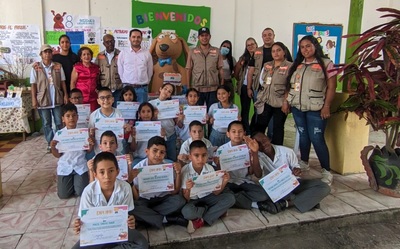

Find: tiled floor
0;134;23;158
0;121;399;249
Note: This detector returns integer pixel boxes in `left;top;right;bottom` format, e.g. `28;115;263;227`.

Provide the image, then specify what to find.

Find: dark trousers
240;85;252;135
252;103;287;145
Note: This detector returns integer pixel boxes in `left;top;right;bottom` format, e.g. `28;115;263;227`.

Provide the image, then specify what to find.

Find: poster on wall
0;24;41;65
44;10;101;57
292;23;343;64
101;27;152;52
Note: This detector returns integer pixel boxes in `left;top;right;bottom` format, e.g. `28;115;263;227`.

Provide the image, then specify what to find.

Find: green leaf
372;100;398;112
372;155;388;178
388;165;400;180
385;177;393;185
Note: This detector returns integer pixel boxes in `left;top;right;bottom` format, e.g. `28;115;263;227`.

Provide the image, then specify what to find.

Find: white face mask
220;47;230;56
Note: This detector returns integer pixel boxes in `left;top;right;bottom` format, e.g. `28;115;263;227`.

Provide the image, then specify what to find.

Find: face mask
220;47;230;56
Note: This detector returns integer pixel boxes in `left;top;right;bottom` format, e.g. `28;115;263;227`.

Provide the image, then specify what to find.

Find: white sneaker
299;160;310;171
321;169;333;185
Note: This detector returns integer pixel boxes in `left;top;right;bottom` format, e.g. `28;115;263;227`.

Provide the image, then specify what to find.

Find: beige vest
95;49;122;91
33;62;64;107
190;46;221;92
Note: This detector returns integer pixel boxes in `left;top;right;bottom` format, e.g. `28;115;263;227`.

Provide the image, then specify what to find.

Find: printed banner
0;97;22;108
101;27;153;51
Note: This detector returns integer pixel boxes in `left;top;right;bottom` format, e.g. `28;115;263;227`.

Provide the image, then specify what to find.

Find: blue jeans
38;106;63;144
291;107;330;171
112;89;122;108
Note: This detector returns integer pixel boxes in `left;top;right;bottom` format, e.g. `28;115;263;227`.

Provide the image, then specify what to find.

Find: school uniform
217;141;268;209
208;102;239;147
181;162;235;225
132;158;186;228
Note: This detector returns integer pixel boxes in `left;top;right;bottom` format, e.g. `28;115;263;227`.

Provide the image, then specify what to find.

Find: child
175;88;201;141
131;136;186;229
119;85;138;154
178;120;213;164
72;151;148;249
69;88;84;105
208;85;240;147
215;121;269;209
181;140;235;233
50;103;93;199
149;83;183;161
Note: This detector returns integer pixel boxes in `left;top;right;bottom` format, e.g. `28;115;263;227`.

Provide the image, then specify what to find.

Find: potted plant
337;8;400;197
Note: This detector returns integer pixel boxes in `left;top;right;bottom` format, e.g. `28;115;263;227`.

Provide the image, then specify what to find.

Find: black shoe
258;200;287;214
166;214;189;227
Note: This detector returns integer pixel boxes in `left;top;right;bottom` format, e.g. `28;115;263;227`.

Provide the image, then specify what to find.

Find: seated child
215;121;269;209
72;151;148;249
50;103;93;199
131;136;186;229
181;140;235;233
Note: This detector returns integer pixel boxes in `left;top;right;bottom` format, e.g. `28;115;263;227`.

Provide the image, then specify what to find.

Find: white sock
162;216;168;223
251;202;259;209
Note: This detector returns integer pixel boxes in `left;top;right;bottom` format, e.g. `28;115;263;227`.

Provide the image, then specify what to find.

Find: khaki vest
190;46;220;92
33;62;64;107
95;49;122;91
287;58;332;111
252;47;264;91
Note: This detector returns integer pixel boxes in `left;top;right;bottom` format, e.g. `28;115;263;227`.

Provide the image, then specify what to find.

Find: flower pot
361;145;400;197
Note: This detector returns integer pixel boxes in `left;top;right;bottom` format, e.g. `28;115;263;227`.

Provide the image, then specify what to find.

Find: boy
69;88;84;105
178;120;213;164
50;103;93;199
215;121;269;209
72;152;148;249
181;140;235;233
131;136;186;229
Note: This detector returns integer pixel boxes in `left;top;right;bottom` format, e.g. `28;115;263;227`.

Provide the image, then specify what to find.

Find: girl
220;40;236;102
208;85;240;147
175;88;201;141
118;85;138;154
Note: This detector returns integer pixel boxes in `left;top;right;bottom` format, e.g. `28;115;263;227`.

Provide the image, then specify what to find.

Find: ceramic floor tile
251;208;299;227
1;181;23;197
61;227;79;249
334;174;371;191
335;191;388;213
287;207;329;222
147;227;168;246
359;189;400;208
190;218;229;239
0;196;11;210
1;169;17;182
27;207;74;232
319;195;358;217
69;205;80;228
164;224;191;243
15;228;66;249
221;208;265;233
0;210;36;237
24;169;56;182
6;168;31;183
15;179;53;195
137;227;148;242
0;234;21;249
0;193;45;214
39;192;77;209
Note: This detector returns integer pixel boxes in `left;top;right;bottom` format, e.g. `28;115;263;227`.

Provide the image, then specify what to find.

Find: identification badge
266;77;272;85
294;82;300;91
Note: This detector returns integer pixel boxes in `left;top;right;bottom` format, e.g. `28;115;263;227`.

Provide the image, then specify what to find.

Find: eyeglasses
98;95;113;101
246;43;256;47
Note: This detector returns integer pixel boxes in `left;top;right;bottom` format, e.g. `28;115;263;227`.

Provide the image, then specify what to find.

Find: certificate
150;99;179;119
80;205;129;247
54;128;89;153
183;105;207;124
138;164;174;194
116;155;129;181
135;121;162;142
94;118;125;145
217;144;250;172
213;108;238;129
259;164;300;203
76;104;90;127
117;101;140;120
190;171;224;198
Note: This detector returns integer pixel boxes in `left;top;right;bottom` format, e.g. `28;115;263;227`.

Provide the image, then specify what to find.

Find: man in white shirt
117;29;153;103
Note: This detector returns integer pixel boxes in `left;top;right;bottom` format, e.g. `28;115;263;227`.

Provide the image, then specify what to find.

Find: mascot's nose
159;44;169;52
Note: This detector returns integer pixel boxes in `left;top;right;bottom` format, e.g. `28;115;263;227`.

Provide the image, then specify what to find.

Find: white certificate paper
190;171;224;198
76;104;91;127
213;108;238;129
117;101;140;120
183;105;207;124
116;155;129;181
138;164;174;194
55;128;89;153
135;121;162;142
217;144;250;172
150;99;179;119
259;164;300;203
94;118;125;144
80;205;129;247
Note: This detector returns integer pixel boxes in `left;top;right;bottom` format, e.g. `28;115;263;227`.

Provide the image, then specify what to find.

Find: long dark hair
136;102;155;121
220;40;234;73
240;37;257;67
120;85;137;101
286;35;329;90
59;34;73;54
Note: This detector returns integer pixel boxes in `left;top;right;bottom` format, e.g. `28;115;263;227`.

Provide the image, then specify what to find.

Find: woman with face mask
220;40;236;102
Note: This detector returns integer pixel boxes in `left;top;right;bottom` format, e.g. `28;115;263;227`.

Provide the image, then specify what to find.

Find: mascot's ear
179;37;190;61
149;38;158;65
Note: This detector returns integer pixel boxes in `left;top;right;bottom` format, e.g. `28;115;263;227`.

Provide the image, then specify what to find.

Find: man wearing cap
186;27;224;109
95;34;123;107
30;44;69;152
117;28;153;103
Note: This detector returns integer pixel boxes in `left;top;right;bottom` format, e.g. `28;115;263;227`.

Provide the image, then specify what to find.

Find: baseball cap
198;27;210;36
40;44;52;53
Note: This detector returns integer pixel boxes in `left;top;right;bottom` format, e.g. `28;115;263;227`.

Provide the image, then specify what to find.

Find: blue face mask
220;47;230;56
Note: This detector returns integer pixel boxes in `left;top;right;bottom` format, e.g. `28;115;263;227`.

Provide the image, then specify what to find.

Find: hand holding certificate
117;101;140;120
213;108;238;129
259;164;300;203
190;171;225;198
150;99;180;119
217;144;250;172
55;128;89;153
138;164;174;194
80;205;129;247
135;121;162;142
183;105;207;124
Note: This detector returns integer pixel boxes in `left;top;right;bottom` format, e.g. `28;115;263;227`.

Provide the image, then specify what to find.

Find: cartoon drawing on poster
101;27;152;52
187;29;199;47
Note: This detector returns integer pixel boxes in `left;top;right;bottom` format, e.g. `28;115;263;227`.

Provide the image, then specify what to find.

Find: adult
253;132;330;214
234;38;257;135
71;47;100;112
30;44;68;152
95;34;123;107
283;35;337;185
220;40;236;103
52;35;79;95
252;42;293;145
186;27;224;110
117;29;153;103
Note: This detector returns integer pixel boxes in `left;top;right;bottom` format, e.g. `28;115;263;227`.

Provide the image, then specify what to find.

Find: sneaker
321;169;333;185
257;200;287;214
299;160;310;171
166;214;188;227
187;218;204;234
